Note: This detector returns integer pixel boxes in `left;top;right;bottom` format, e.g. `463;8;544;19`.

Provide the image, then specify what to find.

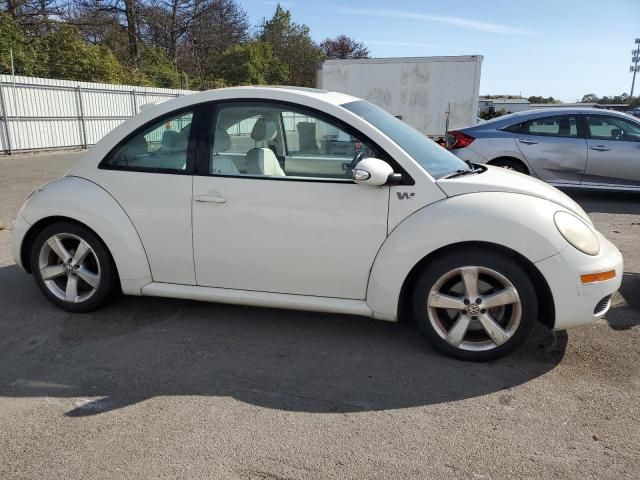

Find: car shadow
0;264;567;417
563;189;640;215
605;272;640;331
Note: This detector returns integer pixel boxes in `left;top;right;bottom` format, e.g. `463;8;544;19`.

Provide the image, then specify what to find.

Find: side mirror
353;157;396;186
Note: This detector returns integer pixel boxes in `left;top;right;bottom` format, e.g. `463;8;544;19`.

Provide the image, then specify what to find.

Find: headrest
161;130;187;152
213;127;231;152
251;117;278;142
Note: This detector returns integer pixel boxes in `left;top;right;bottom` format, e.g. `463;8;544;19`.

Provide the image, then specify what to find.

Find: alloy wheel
38;233;101;303
426;266;522;352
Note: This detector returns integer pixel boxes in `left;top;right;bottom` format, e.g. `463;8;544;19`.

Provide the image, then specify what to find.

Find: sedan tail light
446;131;475;150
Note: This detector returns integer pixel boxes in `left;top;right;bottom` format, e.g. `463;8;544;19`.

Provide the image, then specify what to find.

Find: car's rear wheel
490;158;528;174
412;250;537;361
30;222;116;312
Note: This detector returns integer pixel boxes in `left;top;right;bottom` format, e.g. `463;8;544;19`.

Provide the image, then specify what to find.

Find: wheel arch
366;192;565;327
397;241;555;329
17;177;152;295
487;156;531;175
21;216;109;273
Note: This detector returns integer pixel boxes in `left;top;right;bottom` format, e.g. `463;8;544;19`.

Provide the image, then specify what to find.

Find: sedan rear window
505;115;578;138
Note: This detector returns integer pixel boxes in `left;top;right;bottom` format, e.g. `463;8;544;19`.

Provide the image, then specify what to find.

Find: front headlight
554;211;600;256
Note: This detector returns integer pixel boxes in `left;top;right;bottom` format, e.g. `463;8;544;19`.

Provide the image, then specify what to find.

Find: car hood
436;165;592;224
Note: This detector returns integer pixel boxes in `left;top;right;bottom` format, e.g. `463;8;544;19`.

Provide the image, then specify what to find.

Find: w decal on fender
396;192;415;200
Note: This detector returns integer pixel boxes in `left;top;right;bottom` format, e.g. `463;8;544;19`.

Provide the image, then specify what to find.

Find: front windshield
341;100;472;179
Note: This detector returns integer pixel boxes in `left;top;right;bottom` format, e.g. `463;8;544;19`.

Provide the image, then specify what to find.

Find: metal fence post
76;85;88;148
131;89;137;116
0;78;13;155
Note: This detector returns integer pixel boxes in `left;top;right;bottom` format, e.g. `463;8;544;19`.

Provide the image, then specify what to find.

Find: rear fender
18;176;151;295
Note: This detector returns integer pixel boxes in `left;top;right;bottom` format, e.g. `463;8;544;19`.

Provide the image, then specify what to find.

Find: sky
242;0;640;101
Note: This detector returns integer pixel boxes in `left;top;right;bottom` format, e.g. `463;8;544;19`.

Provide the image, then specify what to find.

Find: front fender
366;192;569;320
16;176;151;295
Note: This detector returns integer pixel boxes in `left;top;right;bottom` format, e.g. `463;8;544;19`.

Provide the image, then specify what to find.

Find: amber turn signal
581;270;616;284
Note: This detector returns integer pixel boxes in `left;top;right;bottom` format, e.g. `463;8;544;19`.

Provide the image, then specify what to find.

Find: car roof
176;86;360;107
464;107;638;131
514;107;630;117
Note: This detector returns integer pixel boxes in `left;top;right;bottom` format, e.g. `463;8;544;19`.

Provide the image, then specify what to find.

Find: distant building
478;98;531;115
529;103;629;112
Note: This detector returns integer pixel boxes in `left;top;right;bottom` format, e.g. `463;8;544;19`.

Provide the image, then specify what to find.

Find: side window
586;115;640;142
103;111;193;171
508;115;578;138
209;103;380;180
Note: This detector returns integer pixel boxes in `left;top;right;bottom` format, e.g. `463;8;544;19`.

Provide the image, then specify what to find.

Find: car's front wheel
413;250;537;361
30;222;116;312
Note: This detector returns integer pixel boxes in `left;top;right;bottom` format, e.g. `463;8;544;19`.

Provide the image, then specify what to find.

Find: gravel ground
0;151;638;480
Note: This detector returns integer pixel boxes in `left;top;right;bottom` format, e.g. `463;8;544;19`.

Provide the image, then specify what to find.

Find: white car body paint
12;86;623;333
193;176;388;299
13;177;151;294
368;192;569;320
88;170;194;284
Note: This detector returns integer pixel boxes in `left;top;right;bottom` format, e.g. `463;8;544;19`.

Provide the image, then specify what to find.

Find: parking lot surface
1;151;639;479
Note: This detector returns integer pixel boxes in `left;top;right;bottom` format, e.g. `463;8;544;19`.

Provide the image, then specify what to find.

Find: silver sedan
447;108;640;191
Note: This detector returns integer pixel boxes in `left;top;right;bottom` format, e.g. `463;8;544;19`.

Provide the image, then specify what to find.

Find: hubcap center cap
466;304;480;315
64;263;75;274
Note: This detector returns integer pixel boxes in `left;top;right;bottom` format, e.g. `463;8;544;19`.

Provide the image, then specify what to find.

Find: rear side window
505;115;578;138
102;111;194;171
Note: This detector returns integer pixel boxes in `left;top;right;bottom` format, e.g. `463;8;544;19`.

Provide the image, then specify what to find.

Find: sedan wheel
413;250;537;361
31;223;116;312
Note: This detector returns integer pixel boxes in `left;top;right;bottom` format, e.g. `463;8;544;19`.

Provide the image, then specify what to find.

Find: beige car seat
245;117;285;177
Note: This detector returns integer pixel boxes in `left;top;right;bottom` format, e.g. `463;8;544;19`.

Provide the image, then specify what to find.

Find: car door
582;114;640;188
507;114;587;184
97;108;196;284
192;101;390;299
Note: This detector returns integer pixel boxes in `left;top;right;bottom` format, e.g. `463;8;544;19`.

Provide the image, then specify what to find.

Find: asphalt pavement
0;151;638;479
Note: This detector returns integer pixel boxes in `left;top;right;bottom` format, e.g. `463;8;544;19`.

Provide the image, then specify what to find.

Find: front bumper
535;233;623;330
11;213;31;272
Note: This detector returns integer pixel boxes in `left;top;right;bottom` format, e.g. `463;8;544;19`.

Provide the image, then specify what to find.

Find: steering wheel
344;151;365;179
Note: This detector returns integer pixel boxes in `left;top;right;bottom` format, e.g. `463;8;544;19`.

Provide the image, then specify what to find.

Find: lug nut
475;298;482;304
480;309;487;314
464;298;470;305
471;315;478;320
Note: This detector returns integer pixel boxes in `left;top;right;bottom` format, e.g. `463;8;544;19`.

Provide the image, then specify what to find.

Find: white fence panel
0;74;193;154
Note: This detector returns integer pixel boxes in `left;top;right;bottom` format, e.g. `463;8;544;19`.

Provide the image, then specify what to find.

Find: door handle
589;145;611;152
518;138;539;145
195;194;227;203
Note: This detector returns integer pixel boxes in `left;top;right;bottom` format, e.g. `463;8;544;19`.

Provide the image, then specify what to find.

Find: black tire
412;250;537;361
490;158;528;175
30;222;116;313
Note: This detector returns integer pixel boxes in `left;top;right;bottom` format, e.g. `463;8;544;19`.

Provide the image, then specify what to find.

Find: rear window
505;115;578;138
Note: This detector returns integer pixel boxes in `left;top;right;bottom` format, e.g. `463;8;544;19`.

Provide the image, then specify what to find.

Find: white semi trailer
316;56;483;140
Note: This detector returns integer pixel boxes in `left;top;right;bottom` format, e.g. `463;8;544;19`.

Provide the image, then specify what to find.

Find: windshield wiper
440;163;485;179
441;168;476;179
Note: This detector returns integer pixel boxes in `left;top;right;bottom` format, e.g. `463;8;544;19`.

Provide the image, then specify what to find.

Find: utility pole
631;38;640;98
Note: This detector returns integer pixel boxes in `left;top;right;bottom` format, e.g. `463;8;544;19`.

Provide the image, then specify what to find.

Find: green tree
320;35;369;59
259;4;321;87
44;25;125;83
216;41;287;86
138;46;181;88
0;13;43;76
527;95;559;104
580;93;599;103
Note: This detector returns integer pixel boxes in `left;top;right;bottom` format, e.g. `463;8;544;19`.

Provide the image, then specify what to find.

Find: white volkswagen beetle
11;87;623;361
